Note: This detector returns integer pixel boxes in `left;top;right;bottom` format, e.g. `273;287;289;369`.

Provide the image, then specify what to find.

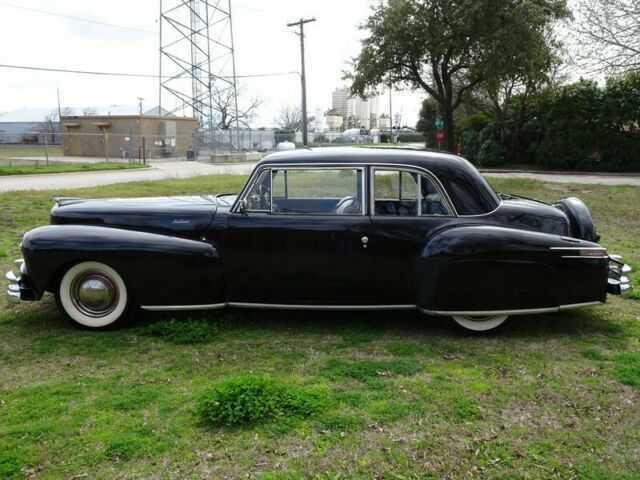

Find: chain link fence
0;130;381;167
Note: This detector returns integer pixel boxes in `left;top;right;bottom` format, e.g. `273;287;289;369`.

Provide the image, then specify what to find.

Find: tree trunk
442;104;455;152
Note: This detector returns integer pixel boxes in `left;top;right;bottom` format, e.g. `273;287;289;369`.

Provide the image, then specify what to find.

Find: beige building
325;113;344;132
60;115;198;159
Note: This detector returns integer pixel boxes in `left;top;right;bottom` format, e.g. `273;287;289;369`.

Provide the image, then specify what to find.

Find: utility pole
388;82;393;144
228;0;241;152
287;17;316;147
158;0;162;116
56;88;62;119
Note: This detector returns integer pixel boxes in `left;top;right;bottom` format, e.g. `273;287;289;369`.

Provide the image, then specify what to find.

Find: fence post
142;137;146;164
103;130;109;163
43;133;49;166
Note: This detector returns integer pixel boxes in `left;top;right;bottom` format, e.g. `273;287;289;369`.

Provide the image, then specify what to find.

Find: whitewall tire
57;261;131;329
452;315;509;332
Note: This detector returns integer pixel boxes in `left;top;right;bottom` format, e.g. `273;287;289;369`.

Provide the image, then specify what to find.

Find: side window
420;175;450;216
244;169;271;211
271;168;363;215
373;170;419;216
373;169;451;217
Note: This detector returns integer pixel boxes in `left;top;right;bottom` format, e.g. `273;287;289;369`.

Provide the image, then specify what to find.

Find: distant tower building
332;88;381;130
331;88;351;118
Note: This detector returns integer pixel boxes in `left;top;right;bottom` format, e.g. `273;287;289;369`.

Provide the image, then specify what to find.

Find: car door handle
361;236;369;248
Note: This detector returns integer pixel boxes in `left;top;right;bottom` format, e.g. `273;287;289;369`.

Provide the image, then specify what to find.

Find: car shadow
4;295;626;343
137;304;625;340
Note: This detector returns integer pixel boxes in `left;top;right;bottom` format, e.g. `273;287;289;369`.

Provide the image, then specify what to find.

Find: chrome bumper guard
608;255;633;295
5;258;24;304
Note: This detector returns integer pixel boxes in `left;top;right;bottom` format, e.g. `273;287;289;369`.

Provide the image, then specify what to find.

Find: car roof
260;146;463;167
258;147;500;216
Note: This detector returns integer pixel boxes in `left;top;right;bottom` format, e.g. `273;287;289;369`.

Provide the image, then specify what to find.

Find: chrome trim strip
558;301;604;310
550;247;606;250
8;284;20;293
562;255;607;259
228;302;417;311
140;303;227;311
420;301;602;317
14;258;24;265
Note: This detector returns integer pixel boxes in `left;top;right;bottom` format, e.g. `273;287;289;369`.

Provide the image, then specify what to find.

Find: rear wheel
56;261;133;329
452;315;508;332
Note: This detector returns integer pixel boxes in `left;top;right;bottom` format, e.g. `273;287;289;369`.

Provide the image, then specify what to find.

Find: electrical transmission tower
159;0;240;144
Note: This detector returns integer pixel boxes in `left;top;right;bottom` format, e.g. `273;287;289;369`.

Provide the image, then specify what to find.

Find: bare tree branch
573;0;640;74
276;105;303;131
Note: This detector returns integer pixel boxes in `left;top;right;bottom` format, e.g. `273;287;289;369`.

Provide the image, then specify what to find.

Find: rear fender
21;225;225;306
417;225;607;312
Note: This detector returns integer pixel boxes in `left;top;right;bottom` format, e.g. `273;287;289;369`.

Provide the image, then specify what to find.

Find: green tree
415;98;438;146
347;0;568;152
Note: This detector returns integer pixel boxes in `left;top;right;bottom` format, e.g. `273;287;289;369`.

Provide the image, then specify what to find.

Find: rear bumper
608;255;632;295
5;259;38;304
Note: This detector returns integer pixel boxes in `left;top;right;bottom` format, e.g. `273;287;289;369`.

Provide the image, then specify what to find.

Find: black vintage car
5;147;632;331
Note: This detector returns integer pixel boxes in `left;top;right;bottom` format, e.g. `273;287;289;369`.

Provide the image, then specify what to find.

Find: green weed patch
196;376;324;427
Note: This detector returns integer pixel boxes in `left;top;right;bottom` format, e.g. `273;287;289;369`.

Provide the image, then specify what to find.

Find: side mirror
238;198;248;214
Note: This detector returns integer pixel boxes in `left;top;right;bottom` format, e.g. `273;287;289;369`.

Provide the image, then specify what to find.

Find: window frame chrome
369;165;455;218
234;163;367;217
232;162;458;218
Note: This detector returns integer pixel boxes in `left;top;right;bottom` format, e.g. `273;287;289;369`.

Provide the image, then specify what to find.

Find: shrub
397;133;425;143
196;376;324;427
141;318;219;344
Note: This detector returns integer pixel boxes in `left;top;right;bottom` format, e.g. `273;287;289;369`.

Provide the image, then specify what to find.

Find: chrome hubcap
71;272;118;317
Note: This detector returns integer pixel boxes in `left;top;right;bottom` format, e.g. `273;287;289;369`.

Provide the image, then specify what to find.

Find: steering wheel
258;184;271;210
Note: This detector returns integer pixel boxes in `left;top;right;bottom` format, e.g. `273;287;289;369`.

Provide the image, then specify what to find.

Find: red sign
436;130;444;143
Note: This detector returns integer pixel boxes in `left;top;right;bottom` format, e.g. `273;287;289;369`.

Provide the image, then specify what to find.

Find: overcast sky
0;0;423;127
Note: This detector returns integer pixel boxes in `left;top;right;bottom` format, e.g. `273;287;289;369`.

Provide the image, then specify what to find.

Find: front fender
417;225;607;312
22;225;225;306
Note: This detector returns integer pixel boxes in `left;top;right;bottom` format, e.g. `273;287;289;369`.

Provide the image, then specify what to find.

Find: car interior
245;167;448;216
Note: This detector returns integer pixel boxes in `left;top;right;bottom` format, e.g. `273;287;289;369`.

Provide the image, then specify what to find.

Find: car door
369;167;456;305
223;165;373;305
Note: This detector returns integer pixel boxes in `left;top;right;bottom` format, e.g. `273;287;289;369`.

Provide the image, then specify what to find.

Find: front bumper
608;255;632;295
5;259;37;304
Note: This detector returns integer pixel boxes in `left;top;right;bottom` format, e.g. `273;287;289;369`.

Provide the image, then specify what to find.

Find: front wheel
452;315;508;332
56;261;133;329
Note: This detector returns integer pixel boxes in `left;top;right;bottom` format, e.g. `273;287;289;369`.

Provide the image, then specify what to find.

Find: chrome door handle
361;236;369;248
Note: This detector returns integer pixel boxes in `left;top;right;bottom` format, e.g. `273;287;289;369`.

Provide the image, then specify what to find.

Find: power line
0;1;158;35
0;63;299;80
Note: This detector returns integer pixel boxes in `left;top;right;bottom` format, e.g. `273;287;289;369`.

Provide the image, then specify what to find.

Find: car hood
50;195;219;239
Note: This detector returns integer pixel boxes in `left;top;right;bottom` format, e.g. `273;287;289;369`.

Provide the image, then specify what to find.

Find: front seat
334;196;361;215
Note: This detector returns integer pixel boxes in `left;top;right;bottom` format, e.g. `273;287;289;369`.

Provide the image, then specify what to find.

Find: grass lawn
0;145;64;159
0;175;639;479
0;162;150;176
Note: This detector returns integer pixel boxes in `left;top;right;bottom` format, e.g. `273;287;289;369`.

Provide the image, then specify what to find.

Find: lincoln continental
5;147;632;331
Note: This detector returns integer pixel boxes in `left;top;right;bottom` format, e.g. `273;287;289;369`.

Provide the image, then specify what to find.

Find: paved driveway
0;161;639;193
0;161;256;193
482;170;640;186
